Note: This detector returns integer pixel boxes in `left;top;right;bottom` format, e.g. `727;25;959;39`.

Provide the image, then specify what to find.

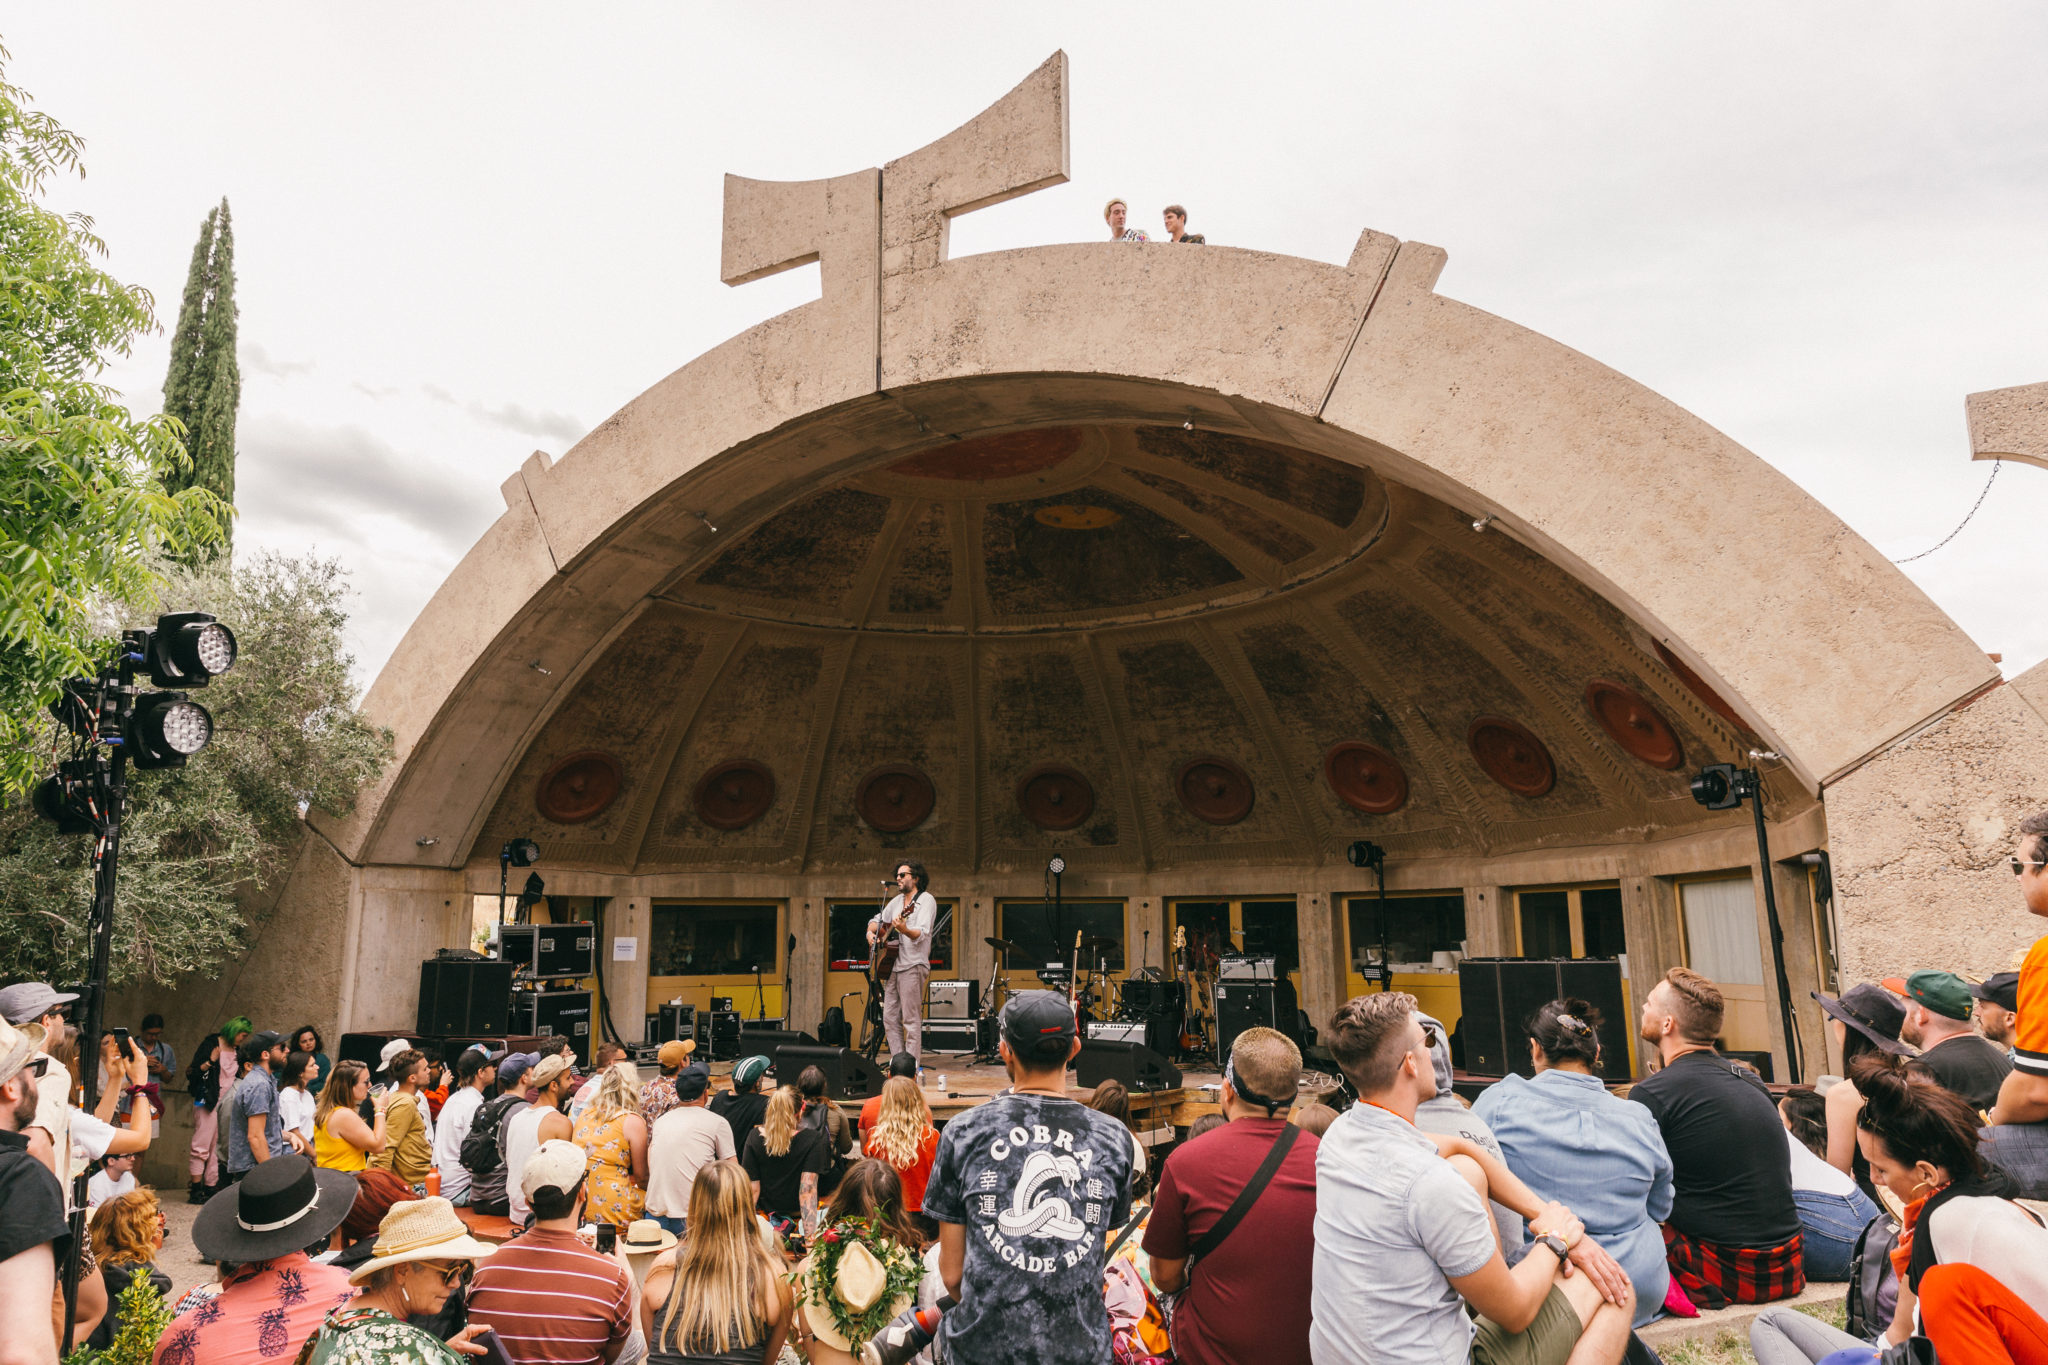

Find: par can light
144;611;237;688
127;692;213;770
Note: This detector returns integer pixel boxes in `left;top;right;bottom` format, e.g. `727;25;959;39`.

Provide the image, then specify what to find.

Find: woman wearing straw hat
641;1162;794;1364
302;1197;498;1363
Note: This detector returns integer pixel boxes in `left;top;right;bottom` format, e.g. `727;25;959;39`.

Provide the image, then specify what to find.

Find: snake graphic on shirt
996;1149;1088;1241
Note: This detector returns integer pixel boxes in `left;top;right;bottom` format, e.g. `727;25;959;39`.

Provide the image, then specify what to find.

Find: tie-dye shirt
151;1253;356;1365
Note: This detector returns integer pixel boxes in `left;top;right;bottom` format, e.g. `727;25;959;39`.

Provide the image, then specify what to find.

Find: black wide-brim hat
1811;982;1914;1057
192;1155;359;1263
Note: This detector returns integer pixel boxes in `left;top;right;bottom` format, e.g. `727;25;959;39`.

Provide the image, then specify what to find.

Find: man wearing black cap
1972;972;2019;1052
156;1155;358;1365
223;1031;290;1182
922;990;1133;1365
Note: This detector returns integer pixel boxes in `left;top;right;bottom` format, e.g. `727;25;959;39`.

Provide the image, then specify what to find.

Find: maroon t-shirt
1142;1116;1318;1365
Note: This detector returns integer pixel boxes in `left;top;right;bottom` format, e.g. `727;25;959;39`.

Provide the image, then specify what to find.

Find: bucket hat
1811;982;1912;1056
799;1234;919;1352
192;1155;359;1262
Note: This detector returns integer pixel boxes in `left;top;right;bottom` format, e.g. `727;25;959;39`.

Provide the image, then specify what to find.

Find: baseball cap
1002;990;1078;1064
247;1030;285;1051
0;983;78;1026
1881;971;1974;1022
377;1038;413;1069
497;1051;538;1085
674;1064;710;1102
732;1055;772;1090
1970;971;2020;1013
530;1054;572;1089
519;1138;587;1201
656;1039;696;1070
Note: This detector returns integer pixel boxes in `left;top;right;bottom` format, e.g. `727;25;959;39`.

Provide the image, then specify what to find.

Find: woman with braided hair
1473;999;1675;1326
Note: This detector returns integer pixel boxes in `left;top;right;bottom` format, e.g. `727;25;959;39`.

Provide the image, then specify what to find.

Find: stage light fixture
125;692;213;771
501;837;541;867
1689;763;1746;811
1346;839;1386;869
1047;856;1066;876
142;611;237;689
517;871;547;911
31;763;96;834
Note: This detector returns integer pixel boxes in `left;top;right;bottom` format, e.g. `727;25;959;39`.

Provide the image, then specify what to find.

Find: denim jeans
1792;1186;1881;1281
650;1214;687;1238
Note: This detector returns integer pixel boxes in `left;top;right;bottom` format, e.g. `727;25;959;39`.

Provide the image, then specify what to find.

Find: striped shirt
465;1227;631;1364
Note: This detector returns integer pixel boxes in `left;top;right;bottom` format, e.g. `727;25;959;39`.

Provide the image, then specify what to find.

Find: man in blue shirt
222;1031;288;1181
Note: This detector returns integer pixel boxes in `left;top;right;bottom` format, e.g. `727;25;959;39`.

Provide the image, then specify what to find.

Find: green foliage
0;48;228;796
61;1265;173;1365
0;552;392;987
160;197;237;541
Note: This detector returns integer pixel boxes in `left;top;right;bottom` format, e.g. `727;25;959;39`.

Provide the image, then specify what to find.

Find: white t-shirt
504;1102;551;1222
1784;1126;1858;1197
434;1086;486;1203
86;1169;136;1210
278;1086;317;1143
645;1105;736;1217
1927;1196;2048;1306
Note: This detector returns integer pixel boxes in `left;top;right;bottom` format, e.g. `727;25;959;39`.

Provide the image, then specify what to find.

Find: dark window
828;901;953;972
1518;891;1572;959
1241;900;1299;974
650;904;779;977
1580;887;1626;959
1348;894;1467;970
999;901;1124;972
1172;901;1232;964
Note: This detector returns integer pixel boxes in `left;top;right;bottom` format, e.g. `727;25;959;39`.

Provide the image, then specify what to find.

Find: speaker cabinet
921;1018;984;1055
926;979;979;1020
1213;978;1299;1059
654;1003;697;1047
1075;1039;1183;1093
418;958;515;1036
733;1029;818;1057
696;1009;743;1061
771;1044;886;1101
497;923;597;980
510;989;592;1066
1457;958;1629;1079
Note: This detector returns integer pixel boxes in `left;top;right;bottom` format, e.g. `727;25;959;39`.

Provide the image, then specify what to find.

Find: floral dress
573;1106;645;1226
302;1304;464;1364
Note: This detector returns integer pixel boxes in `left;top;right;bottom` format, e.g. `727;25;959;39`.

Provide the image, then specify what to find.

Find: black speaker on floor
1213;978;1299;1058
771;1044;885;1101
418;958;515;1036
1457;958;1629;1079
737;1029;818;1057
1076;1039;1183;1093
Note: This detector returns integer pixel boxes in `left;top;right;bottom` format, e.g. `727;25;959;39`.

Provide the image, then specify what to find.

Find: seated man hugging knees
1312;991;1637;1365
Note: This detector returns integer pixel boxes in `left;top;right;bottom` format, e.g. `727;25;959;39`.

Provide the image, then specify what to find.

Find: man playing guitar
866;860;937;1061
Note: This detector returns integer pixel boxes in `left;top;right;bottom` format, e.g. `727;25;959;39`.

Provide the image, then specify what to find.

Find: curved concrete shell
210;52;2045;1092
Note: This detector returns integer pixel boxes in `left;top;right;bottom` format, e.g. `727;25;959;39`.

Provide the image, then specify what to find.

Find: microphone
879;879;896;887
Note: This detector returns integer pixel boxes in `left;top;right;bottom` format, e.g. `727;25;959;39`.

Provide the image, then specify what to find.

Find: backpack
1844;1211;1900;1339
461;1094;527;1175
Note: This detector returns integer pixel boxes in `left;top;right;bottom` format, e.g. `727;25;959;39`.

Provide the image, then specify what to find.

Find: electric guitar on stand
1175;924;1216;1059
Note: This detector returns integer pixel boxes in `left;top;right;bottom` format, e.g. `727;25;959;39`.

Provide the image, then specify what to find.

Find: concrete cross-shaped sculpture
719;51;1069;392
1965;380;2048;471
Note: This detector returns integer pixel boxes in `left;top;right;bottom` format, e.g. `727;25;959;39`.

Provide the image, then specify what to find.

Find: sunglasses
2013;857;2047;876
417;1261;468;1286
22;1056;51;1080
1419;1024;1444;1052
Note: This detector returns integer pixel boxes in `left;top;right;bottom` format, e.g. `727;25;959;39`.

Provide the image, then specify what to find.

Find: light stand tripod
1347;839;1391;991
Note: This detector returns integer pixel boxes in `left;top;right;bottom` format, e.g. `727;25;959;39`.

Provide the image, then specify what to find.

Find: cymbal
1081;935;1119;950
984;935;1018;952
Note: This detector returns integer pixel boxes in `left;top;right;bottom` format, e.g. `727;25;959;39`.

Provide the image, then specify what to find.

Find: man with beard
1972;971;2019;1053
1626;969;1803;1309
0;1015;66;1363
223;1031;291;1182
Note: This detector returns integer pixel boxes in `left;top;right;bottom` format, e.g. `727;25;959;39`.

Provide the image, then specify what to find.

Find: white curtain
1680;877;1764;986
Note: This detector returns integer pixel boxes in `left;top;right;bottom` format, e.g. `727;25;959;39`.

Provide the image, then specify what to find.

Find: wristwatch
1533;1232;1570;1263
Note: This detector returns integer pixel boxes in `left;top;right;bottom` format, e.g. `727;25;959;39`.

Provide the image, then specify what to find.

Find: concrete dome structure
215;53;2046;1083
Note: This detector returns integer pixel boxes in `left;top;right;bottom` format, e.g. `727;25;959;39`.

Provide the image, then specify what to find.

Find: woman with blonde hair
741;1084;830;1235
861;1077;939;1227
85;1188;172;1348
574;1060;650;1227
641;1161;795;1364
313;1059;390;1172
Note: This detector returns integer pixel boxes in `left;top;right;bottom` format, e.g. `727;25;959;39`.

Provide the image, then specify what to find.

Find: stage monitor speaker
921;1018;982;1055
1457;958;1629;1080
418;958;515;1036
772;1044;886;1101
1076;1039;1183;1093
1213;978;1300;1059
734;1029;818;1057
510;989;592;1066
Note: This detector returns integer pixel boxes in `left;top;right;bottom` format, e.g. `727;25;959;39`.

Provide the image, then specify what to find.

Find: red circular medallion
1467;718;1556;798
1323;742;1409;814
1584;680;1684;770
692;759;776;831
534;751;624;825
857;765;937;833
1017;764;1095;830
1174;755;1255;826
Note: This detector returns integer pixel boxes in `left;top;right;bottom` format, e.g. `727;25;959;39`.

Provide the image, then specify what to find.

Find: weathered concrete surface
1826;671;2048;987
1965;379;2048;471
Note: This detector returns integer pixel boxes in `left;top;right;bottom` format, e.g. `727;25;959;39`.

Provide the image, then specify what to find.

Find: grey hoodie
1411;1011;1526;1253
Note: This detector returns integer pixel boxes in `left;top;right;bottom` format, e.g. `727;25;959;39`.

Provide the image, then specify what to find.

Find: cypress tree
160;197;238;555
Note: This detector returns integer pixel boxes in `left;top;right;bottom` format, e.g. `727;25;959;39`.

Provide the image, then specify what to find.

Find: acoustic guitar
871;893;915;977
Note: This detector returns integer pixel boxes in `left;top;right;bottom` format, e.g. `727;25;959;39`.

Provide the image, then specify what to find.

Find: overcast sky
12;4;2045;689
